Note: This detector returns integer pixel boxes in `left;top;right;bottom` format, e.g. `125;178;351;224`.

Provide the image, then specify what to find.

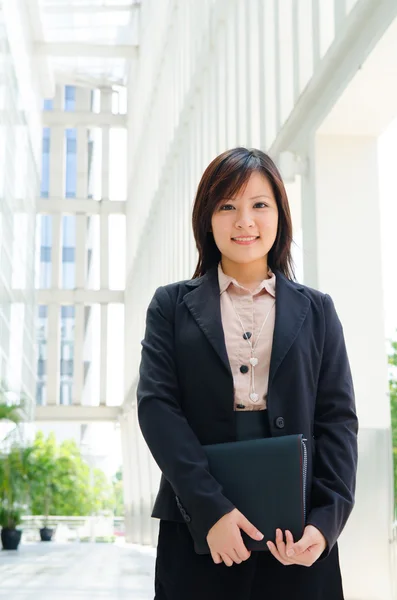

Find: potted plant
0;445;32;550
0;382;33;550
0;506;22;550
29;432;74;541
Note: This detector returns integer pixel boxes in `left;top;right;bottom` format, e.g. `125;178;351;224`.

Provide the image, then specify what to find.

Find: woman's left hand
266;525;327;567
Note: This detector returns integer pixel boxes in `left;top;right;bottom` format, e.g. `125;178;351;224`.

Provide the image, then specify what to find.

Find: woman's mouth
231;236;259;245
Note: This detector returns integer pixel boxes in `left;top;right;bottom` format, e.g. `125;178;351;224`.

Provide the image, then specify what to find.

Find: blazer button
275;416;285;429
184;514;191;523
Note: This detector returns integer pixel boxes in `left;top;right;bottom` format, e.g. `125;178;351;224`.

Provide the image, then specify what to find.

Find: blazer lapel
183;266;232;376
268;270;310;388
183;265;311;387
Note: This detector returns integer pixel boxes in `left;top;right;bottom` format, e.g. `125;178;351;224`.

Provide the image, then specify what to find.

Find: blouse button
243;332;252;340
240;365;249;374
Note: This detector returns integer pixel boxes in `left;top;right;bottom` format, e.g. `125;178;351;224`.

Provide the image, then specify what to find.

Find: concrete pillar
99;304;108;406
101;89;112;200
120;412;134;542
75;87;90;199
301;134;393;600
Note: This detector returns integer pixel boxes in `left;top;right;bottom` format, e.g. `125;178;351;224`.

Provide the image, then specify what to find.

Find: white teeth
233;237;257;241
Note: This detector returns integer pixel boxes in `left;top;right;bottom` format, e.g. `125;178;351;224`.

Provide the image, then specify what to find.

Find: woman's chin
222;251;268;265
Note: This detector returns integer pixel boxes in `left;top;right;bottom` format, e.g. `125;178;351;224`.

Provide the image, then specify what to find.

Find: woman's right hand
206;508;264;566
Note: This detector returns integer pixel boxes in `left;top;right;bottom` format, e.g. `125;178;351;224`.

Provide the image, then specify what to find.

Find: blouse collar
217;262;276;297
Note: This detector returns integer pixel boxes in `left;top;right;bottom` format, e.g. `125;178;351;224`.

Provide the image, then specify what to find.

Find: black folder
194;434;307;554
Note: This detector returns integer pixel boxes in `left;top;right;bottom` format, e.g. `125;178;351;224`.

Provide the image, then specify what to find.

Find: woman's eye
219;204;234;211
254;202;268;208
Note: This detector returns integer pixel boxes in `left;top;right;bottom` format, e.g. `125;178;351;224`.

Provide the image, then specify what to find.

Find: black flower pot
39;527;54;542
1;528;22;550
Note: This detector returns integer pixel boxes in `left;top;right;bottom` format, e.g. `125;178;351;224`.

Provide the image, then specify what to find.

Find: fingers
212;547;250;566
285;530;295;557
211;551;223;564
237;513;264;542
211;545;250;566
267;529;292;566
267;530;319;567
220;553;233;567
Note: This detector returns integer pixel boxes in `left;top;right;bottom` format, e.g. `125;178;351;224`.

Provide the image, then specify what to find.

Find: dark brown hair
192;147;295;280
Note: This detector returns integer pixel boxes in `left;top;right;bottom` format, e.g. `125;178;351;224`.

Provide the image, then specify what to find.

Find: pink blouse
217;262;276;411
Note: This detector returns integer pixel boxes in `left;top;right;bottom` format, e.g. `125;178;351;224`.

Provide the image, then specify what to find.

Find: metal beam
25;0;55;97
34;405;120;423
269;0;397;156
34;42;138;59
42;111;127;128
54;70;125;90
37;198;126;215
37;289;124;305
43;2;141;14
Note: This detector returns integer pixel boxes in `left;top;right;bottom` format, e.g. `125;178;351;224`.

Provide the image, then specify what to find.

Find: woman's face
210;171;279;267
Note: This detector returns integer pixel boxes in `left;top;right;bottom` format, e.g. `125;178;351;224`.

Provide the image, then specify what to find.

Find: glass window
40;215;52;246
41;128;50;198
40;246;51;262
62;216;76;289
65;86;76;112
60;304;74;406
62;247;75;262
65;129;77;198
43;99;53;111
60;383;72;405
36;305;48;405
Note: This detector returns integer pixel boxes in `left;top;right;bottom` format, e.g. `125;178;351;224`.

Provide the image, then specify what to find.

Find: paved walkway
0;541;156;599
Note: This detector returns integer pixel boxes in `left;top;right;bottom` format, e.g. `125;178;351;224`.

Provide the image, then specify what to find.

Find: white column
302;134;393;599
129;409;143;542
100;304;108;406
99;198;109;405
46;303;60;406
46;85;64;406
120;413;134;542
101;89;112;200
75;214;86;289
300;138;318;286
72;304;84;405
50;213;62;289
46;213;62;405
76;88;90;199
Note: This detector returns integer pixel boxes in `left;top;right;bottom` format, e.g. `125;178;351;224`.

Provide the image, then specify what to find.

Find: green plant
0;380;29;424
113;467;124;517
0;506;22;529
28;433;115;520
0;403;22;424
0;444;33;530
28;432;75;527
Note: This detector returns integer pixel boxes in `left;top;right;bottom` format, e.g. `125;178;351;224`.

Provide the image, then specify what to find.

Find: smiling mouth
232;236;260;243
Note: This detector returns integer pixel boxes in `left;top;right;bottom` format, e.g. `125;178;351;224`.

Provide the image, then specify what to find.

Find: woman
137;147;358;600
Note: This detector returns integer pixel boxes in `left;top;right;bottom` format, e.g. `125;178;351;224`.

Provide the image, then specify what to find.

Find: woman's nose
235;212;255;228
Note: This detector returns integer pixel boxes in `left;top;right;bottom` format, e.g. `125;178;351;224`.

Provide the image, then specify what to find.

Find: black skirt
154;410;344;600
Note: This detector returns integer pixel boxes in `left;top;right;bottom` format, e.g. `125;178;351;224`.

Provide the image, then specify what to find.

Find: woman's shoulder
278;271;328;304
151;275;200;304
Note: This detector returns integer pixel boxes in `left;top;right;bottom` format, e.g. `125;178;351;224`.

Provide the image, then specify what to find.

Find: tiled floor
0;541;156;599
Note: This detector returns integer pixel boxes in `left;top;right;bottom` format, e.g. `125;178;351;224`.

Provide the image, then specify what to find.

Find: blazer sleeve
137;285;235;540
306;293;359;558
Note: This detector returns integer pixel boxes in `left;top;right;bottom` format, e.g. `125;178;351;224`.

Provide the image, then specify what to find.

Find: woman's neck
221;257;270;289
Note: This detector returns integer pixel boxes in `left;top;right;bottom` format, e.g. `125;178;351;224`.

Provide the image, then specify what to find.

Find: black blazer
137;265;358;558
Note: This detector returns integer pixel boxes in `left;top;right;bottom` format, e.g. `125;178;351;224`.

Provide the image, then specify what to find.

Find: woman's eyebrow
222;194;272;201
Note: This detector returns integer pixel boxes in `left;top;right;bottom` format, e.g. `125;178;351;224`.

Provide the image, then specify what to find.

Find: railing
20;515;125;543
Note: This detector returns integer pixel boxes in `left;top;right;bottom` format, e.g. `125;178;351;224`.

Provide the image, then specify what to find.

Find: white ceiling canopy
37;0;140;88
